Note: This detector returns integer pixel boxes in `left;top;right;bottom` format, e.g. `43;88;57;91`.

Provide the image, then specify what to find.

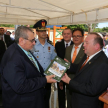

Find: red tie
72;46;78;63
80;56;89;70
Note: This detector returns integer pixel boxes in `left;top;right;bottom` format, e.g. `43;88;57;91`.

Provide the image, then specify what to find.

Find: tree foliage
63;24;88;31
63;23;98;32
0;24;14;27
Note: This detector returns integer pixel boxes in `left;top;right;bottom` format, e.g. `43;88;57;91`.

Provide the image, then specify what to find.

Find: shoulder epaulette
47;40;54;46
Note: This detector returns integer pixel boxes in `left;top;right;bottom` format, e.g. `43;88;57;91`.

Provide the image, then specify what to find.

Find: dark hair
89;32;104;48
0;28;4;30
15;26;33;43
62;28;72;35
72;28;84;36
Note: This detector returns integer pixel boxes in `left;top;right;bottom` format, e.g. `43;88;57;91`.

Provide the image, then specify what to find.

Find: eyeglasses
72;35;83;38
24;38;36;43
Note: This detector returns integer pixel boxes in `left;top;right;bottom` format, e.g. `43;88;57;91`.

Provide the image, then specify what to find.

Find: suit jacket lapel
74;44;84;64
15;43;42;74
68;45;73;62
30;51;44;75
76;51;103;76
61;39;65;50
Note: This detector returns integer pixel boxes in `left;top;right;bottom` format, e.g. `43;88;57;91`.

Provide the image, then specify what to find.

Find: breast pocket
46;52;51;59
33;52;42;60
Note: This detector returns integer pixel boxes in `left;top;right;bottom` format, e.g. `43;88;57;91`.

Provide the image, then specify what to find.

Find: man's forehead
0;29;4;30
64;29;71;32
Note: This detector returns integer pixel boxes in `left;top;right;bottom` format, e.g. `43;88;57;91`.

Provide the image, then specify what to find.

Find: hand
59;82;63;90
61;73;71;84
46;75;56;83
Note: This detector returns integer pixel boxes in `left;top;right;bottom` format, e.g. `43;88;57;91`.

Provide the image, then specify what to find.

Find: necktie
66;43;68;48
27;52;40;72
72;46;78;63
80;56;89;70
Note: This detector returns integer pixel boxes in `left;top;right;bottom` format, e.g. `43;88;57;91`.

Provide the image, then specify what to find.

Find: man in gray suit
65;28;85;108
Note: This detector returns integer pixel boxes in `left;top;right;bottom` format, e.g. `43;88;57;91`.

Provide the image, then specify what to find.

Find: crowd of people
0;19;108;108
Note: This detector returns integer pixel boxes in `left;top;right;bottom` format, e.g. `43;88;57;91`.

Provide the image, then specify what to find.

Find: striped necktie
80;56;89;70
27;52;40;72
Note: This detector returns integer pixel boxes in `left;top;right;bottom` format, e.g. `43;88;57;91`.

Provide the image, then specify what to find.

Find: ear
19;37;24;45
95;43;100;50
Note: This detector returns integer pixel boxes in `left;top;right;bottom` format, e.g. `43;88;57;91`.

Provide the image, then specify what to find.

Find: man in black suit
0;28;14;48
55;28;73;108
0;40;6;63
0;26;56;108
62;32;108;108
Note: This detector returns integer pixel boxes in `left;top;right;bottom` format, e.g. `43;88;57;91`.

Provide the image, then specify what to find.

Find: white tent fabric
0;0;108;25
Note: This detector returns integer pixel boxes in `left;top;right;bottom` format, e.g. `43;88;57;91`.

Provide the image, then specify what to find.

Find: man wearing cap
32;19;57;108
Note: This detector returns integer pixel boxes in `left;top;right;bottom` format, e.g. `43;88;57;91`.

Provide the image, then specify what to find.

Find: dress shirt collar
73;43;83;49
36;39;47;45
87;50;102;62
18;44;28;55
64;40;71;47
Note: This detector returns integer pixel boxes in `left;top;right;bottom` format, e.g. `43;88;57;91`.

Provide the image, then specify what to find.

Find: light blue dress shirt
18;44;40;71
32;39;57;71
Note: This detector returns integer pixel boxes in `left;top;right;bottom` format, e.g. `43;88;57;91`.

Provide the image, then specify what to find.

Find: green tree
0;24;14;27
63;24;88;31
63;23;98;32
93;28;103;32
102;27;108;32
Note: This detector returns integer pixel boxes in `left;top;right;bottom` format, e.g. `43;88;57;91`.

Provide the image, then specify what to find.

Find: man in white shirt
65;28;85;108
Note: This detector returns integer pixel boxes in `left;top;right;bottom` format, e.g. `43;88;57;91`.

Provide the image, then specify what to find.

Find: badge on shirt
48;46;50;52
37;56;39;58
35;50;39;52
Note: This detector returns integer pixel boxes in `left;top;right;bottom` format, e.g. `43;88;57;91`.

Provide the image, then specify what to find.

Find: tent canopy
0;0;108;25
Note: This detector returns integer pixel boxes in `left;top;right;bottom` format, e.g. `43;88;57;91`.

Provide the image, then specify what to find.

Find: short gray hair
15;26;33;43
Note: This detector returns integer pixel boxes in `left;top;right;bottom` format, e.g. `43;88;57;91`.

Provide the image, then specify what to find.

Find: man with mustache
65;28;85;108
32;19;57;108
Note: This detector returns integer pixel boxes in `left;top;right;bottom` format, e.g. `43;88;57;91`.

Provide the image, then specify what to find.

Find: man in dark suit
0;28;14;48
0;40;6;63
0;26;56;108
65;28;85;108
62;32;108;108
55;28;73;108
